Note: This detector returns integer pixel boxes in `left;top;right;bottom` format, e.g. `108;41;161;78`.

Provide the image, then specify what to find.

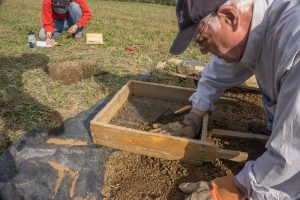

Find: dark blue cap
53;0;69;14
169;0;228;55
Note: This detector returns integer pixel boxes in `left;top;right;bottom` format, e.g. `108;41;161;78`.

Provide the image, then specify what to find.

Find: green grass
0;0;210;154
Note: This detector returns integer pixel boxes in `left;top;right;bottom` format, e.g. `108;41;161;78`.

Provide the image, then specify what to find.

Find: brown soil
110;97;188;131
102;152;231;200
46;138;87;146
213;88;266;133
102;83;267;199
45;60;100;85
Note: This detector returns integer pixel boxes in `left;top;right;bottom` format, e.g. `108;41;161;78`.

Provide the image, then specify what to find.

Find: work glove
179;176;246;200
150;112;202;139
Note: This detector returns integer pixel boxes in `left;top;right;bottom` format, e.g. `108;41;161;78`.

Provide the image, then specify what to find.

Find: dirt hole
45;60;100;85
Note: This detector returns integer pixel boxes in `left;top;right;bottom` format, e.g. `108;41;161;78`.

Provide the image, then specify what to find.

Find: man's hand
179;176;246;200
68;24;78;34
151;121;197;138
150;108;205;138
45;32;56;45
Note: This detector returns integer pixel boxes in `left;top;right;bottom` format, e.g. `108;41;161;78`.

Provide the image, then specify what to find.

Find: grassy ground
0;0;210;154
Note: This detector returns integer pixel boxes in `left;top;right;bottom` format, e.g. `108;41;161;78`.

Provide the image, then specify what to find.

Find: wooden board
199;114;248;163
218;149;248;162
130;80;194;102
201;114;209;141
211;129;269;141
93;83;130;123
91;122;219;162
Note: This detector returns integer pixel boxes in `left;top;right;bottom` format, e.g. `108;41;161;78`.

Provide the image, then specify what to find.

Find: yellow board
86;33;103;44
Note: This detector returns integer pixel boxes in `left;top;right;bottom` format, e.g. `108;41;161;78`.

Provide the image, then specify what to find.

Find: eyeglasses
194;14;214;47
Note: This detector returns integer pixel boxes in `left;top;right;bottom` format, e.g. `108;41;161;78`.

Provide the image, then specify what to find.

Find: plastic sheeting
0;98;116;200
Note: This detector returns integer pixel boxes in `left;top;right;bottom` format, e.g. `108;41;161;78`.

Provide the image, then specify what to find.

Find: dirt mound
46;60;99;85
101;152;231;200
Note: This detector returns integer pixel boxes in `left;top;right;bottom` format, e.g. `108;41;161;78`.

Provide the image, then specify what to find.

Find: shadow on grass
0;53;63;154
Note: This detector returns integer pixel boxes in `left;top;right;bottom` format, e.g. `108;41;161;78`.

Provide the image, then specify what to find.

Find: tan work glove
150;111;203;138
179;176;246;200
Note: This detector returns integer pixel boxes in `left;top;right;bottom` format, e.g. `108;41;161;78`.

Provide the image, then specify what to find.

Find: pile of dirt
101;152;231;200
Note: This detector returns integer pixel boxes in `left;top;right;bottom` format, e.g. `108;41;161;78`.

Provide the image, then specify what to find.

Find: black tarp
0;98;116;200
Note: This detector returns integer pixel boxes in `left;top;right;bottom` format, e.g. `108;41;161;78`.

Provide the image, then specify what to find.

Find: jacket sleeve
76;0;92;28
236;60;300;200
42;0;55;33
189;56;253;112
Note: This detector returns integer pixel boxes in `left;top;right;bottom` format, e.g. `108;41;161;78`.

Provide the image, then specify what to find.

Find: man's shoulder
268;0;300;18
266;0;300;35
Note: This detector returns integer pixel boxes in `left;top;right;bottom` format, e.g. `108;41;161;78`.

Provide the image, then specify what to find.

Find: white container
28;31;36;48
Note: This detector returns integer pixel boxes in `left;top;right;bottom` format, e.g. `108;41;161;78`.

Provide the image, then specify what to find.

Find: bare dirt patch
45;60;100;85
102;81;267;199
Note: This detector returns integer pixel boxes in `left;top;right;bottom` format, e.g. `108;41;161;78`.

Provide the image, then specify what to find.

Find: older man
167;0;300;199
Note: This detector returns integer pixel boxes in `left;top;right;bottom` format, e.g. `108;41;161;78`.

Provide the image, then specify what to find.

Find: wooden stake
174;105;192;114
218;149;248;162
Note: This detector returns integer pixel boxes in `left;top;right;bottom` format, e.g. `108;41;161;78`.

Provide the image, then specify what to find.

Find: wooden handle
174;105;192;114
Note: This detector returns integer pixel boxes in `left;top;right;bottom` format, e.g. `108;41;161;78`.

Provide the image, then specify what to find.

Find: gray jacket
190;0;300;199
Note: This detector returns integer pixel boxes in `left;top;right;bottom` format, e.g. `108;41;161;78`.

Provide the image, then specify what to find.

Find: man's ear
217;5;239;31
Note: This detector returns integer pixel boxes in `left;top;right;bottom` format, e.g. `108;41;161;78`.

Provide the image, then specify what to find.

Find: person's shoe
248;120;271;135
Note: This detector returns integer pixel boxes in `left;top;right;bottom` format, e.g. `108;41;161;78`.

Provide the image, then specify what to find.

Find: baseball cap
53;0;69;14
169;0;228;55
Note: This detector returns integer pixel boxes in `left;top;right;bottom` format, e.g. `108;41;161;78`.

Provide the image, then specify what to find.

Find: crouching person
39;0;92;45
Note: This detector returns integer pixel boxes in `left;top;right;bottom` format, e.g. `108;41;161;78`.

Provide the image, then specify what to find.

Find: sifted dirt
101;86;267;200
46;138;87;146
48;161;79;198
110;97;189;131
